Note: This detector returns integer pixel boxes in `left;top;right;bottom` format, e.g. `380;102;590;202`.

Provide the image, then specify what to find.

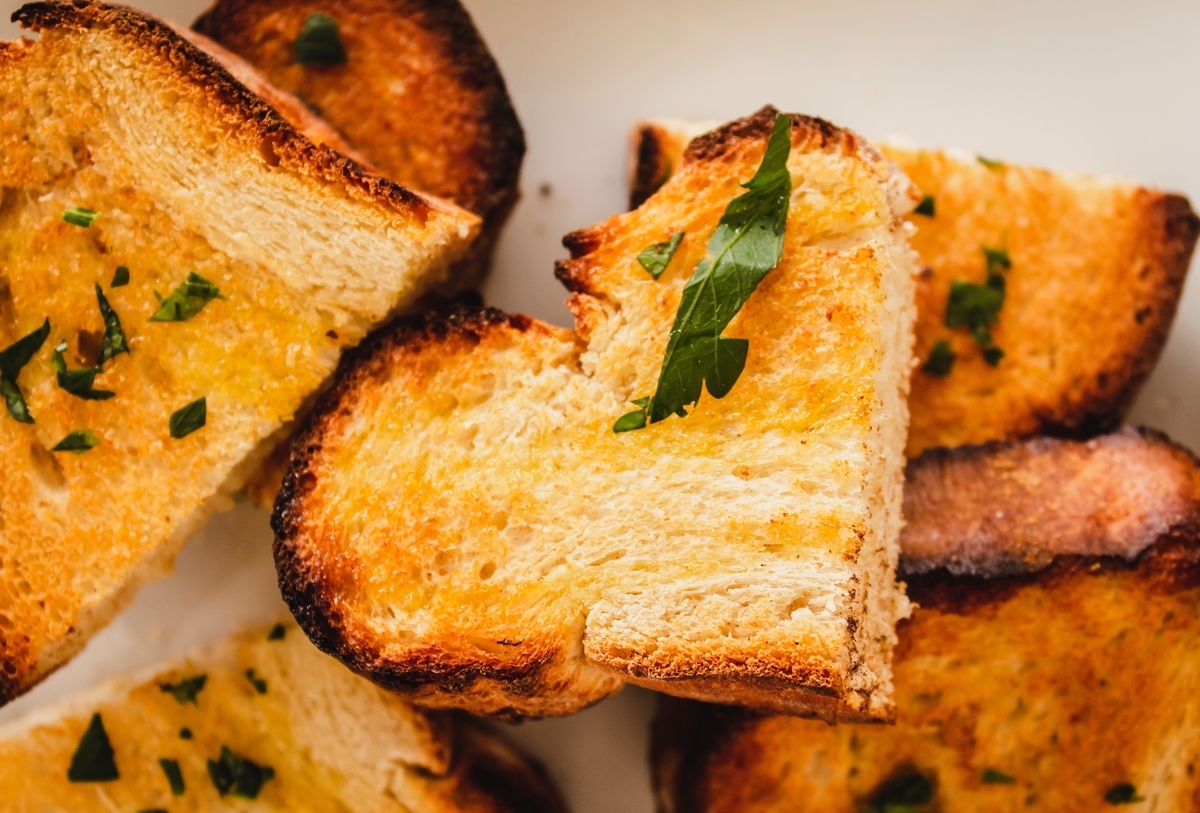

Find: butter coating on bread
653;428;1200;813
274;107;919;721
630;121;1199;457
0;0;478;708
0;622;567;812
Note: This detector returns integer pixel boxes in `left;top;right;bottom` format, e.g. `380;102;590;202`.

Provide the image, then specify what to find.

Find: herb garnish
267;624;286;641
111;266;130;287
95;284;128;366
294;12;346;65
53;342;114;400
150;273;226;322
63;207;99;228
1104;783;1145;804
180;727;193;740
922;340;955;376
160;674;207;705
865;771;934;812
615;113;792;432
981;768;1015;784
67;713;119;782
977;156;1005;170
944;245;1010;365
637;231;685;279
914;195;935;217
169;397;207;439
245;669;268;695
52;429;99;454
0;318;50;423
160;757;186;795
208;746;275;799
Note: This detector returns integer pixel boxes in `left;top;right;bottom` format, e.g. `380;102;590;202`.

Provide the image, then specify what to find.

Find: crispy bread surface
194;0;525;288
274;107;919;721
653;428;1200;813
0;622;567;813
0;0;477;707
631;122;1199;457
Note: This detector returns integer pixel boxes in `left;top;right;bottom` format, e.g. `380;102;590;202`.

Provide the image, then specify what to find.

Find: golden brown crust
12;0;457;222
193;0;525;286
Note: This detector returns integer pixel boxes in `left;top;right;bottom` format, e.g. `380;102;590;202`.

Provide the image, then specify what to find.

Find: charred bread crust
900;426;1200;577
453;720;571;813
272;306;584;720
651;697;765;813
11;0;447;221
0;632;33;707
629;122;676;210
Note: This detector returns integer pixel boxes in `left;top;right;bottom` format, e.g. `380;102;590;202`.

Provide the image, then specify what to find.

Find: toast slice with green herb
0;622;566;812
653;426;1200;813
273;106;920;721
0;0;478;708
630;121;1199;457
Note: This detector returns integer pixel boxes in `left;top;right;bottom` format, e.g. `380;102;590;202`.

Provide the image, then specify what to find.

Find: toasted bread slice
274;107;919;721
0;0;478;708
631;121;1200;457
193;0;524;289
653;426;1200;813
0;622;566;812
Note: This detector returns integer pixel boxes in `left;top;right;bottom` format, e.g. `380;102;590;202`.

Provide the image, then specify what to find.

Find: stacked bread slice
0;622;566;812
0;0;478;708
653;428;1200;812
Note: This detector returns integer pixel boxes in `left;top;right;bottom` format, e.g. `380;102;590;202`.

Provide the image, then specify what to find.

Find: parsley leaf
637;231;685;279
616;113;792;432
160;757;185;796
982;246;1011;274
0;318;50;423
52;429;99;454
922;340;955;376
294;12;346;65
111;266;130;287
160;674;207;705
208;746;275;799
169;397;207;439
1104;783;1145;804
67;713;118;782
52;342;114;400
149;273;226;322
977;156;1005;170
913;195;935;217
267;624;286;641
245;668;268;695
944;245;1011;361
866;771;934;812
94;284;128;366
982;768;1015;784
63;207;99;228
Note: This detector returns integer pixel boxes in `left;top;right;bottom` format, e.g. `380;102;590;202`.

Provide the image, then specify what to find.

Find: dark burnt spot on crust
683;105;864;170
13;0;439;220
0;630;34;707
453;722;570;813
629;124;674;210
651;697;764;813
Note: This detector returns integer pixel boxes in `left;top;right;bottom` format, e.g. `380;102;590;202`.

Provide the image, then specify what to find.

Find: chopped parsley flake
0;318;50;423
95;284;129;366
208;746;275;799
1105;783;1145;804
62;207;99;228
245;668;268;695
636;231;685;279
52;342;114;400
267;624;286;641
169;397;207;439
294;12;346;65
944;245;1011;363
67;713;118;782
160;674;207;705
160;757;185;796
913;195;935;217
922;340;955;376
52;429;99;454
149;273;226;322
866;771;934;812
111;266;130;287
982;768;1015;784
977;156;1005;170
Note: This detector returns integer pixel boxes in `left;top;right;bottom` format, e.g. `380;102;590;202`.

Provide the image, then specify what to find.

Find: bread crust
653;429;1200;813
193;0;524;287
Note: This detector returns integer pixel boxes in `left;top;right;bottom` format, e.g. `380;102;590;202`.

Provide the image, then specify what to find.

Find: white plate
2;1;1198;811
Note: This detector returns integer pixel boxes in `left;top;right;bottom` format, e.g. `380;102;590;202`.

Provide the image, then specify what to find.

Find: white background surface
2;1;1199;811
